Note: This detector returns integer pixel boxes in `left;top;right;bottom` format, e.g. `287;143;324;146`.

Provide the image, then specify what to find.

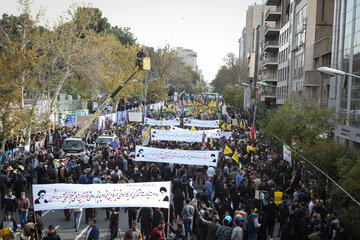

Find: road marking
42;210;51;216
74;225;89;240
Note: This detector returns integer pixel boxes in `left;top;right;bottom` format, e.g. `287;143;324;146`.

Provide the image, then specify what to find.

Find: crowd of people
0;100;352;240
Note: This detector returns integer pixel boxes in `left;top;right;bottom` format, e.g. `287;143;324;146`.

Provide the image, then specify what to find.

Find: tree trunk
24;125;31;147
48;64;72;120
114;101;119;113
1;139;5;154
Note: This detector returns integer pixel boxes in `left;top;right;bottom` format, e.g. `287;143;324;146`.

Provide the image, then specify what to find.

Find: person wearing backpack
247;209;260;240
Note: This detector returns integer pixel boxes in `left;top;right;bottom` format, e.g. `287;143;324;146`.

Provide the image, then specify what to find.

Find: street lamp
317;67;360;79
317;67;360;123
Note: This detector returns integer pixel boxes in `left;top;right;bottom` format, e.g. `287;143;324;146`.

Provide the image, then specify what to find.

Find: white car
95;135;117;145
62;137;85;156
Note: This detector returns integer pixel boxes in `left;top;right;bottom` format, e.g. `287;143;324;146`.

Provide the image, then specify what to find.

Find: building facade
329;0;360;151
176;47;198;72
260;1;281;107
262;0;333;106
239;4;266;85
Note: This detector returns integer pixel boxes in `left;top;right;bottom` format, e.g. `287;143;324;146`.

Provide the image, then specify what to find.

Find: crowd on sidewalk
0;102;352;240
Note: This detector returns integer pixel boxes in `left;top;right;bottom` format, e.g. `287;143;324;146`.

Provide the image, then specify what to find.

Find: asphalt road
10;207;130;240
6;189;281;240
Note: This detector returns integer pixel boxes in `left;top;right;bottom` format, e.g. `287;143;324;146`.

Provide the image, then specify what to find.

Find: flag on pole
224;145;233;154
160;106;163;120
144;127;151;138
110;138;120;150
250;124;255;139
232;150;239;163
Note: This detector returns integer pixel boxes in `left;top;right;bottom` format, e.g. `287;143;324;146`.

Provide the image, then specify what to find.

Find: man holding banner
6;101;348;240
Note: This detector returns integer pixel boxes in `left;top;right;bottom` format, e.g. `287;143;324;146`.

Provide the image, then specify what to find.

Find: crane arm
74;69;139;138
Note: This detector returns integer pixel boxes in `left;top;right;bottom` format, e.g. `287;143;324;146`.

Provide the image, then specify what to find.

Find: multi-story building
239;4;266;85
260;1;281;107
276;0;294;105
262;0;333;106
176;47;198;72
290;0;333;104
329;0;360;151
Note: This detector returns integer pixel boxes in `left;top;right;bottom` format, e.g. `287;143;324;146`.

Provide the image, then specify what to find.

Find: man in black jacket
137;207;153;240
0;170;7;201
44;225;61;240
168;223;186;240
152;208;164;230
1;190;17;215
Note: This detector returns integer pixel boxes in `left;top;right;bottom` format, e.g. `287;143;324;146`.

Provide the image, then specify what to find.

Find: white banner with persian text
33;182;171;211
150;129;221;142
144;118;180;126
135;146;218;166
129;112;143;122
183;118;219;128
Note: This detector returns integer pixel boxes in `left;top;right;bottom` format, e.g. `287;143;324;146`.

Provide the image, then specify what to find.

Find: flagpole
167;181;172;238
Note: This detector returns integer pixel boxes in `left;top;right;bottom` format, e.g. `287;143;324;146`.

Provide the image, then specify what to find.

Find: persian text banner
135;146;218;166
33;181;171;211
183;118;219;128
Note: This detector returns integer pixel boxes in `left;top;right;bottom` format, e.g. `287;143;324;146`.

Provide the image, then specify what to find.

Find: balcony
265;7;281;21
264;40;279;52
261;56;278;68
264;25;280;37
260;87;277;101
262;73;278;82
266;0;281;6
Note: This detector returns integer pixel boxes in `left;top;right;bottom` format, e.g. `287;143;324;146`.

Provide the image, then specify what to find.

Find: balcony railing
266;0;281;6
262;74;278;81
265;7;282;20
264;41;279;48
262;57;278;63
265;25;280;32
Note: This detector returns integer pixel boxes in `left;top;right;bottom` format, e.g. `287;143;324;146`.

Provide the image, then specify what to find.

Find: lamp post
317;67;360;124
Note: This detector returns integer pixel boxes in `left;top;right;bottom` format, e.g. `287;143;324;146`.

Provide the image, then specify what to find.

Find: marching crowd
0;102;352;240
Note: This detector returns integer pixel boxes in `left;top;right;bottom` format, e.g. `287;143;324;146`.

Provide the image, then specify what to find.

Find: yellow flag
161;127;166;130
144;127;151;138
232;150;239;163
239;120;244;129
246;145;253;153
221;123;226;130
224;145;233;154
191;126;197;131
227;124;231;130
20;137;24;143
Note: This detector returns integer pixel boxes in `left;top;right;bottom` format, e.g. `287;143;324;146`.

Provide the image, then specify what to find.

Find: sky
1;0;262;82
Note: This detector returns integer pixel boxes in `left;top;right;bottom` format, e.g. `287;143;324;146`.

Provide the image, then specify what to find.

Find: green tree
333;157;360;237
109;26;137;46
265;93;337;148
211;53;246;94
222;85;244;107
